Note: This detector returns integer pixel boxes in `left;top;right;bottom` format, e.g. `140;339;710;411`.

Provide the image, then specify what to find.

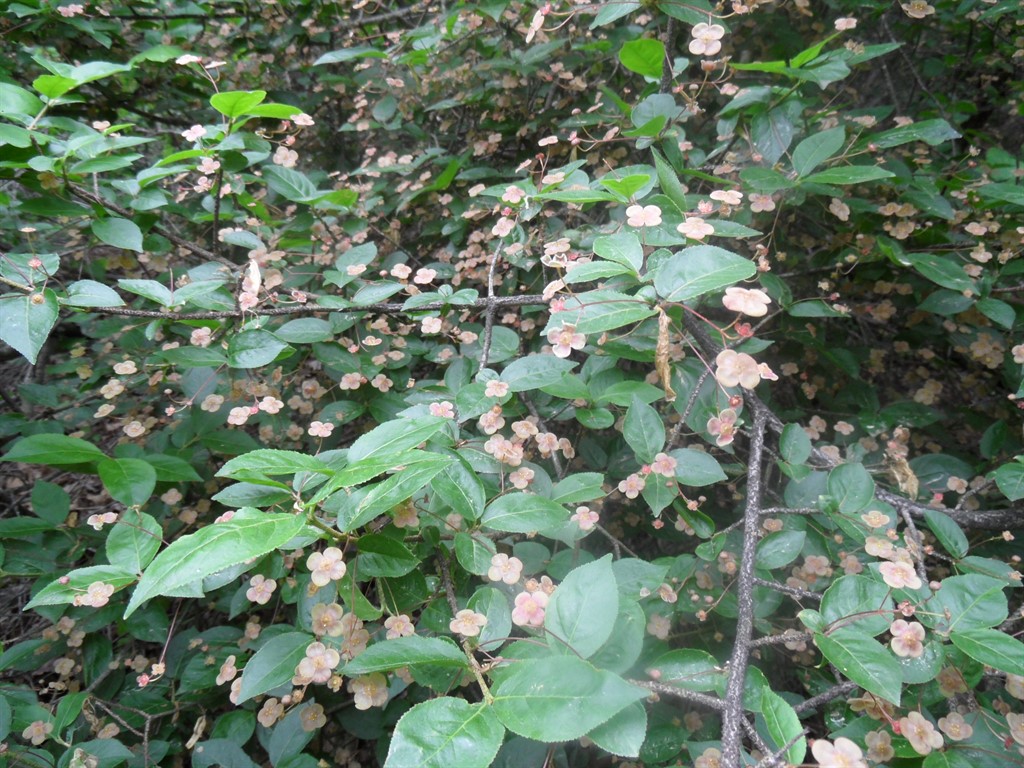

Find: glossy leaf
98;457;157;506
815;627;902;704
619;39;665;78
500;355;577;392
654;245;756;303
1;434;104;466
124;509;307;617
792;126;845;177
758;688;806;766
623;396;665;464
385;698;504;768
347;416;449;463
344;636;466;676
92;217;144;252
949;628;1024;676
826;462;875;514
0;289;59;364
545;555;618;658
480;493;568;533
237;632;311;703
106;512;162;573
25;565;137;609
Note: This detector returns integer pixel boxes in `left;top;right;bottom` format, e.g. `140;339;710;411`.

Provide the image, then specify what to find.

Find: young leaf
124;509;307;618
106;512;162;574
25;565;137;609
618;39;665;78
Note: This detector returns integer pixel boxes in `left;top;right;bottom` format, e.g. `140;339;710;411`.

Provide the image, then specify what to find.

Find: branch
78;294;550;321
721;406;768;767
630;679;723;710
792;680;859;714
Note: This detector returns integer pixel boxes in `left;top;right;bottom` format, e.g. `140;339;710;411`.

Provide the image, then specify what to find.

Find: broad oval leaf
814;627;902;704
98;457;157;507
344;636;466;676
654;245;756;303
237;631;311;703
227;330;292;369
949;628;1024;676
92;217;144;252
385;698;504;768
124;509;307;618
480;493;568;533
1;433;105;466
544;555;618;659
0;289;59;364
347;416;449;463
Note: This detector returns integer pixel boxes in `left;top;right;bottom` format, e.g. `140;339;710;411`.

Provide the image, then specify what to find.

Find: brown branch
721;406;768;766
629;678;723;710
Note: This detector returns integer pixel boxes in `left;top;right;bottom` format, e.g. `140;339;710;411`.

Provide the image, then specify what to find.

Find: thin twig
792;680;859;714
478;242;504;370
629;679;723;710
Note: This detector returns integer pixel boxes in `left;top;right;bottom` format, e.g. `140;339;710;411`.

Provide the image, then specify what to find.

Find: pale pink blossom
291;113;315;126
478;407;505;435
511;590;548;627
626;204;663;228
502;186;526;204
349;673;389;710
571;506;600;531
258;396;284;414
811;737;867;768
889;619;926;657
72;581;115;608
421;316;443;334
937;712;973;741
834;17;857;30
618;473;646;499
429;401;455;418
176;54;202;66
308;420;334;438
650;452;677;478
391;263;412;280
688;22;725;56
488;554;524;585
749;193;776;212
710;189;743;206
413;268;436;284
190;327;213;347
492;217;515;237
246;575;277;605
449;609;488;637
707;409;739;446
722;286;772;317
307;547;347;587
714;349;762;389
181;124;207;142
385;614;415;639
899;711;944;755
535;432;559;456
509;467;535;489
879;560;922;590
485;380;510;398
296;641;340;684
547;324;586;358
22;720;53;746
677;216;715;240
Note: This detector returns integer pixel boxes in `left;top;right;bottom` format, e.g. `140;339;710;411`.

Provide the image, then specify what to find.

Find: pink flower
707;408;739;446
258;396;284;414
22;720;53;746
296;641;340;684
429;401;455;418
246;574;277;605
889;619;926;657
478;407;505;435
811;737;867;768
626;204;663;228
547;323;586;358
677;216;715;240
311;603;345;637
571;506;600;531
492;217;515;237
688;22;725;56
349;673;389;710
834;17;857;30
227;406;251;425
502;186;526;204
190;327;213;347
714;349;762;389
485;380;510;398
421;316;443;334
511;590;548;627
488;554;524;585
722;286;772;317
937;712;973;741
535;432;559;456
710;189;743;205
181;124;207;142
291;113;315;126
385;614;415;639
413;268;436;284
216;655;238;685
749;193;776;213
879;560;922;590
308;420;334;438
72;581;115;608
618;473;646;499
650;452;677;478
307;547;347;587
899;711;944;755
449;609;488;637
509;467;535;489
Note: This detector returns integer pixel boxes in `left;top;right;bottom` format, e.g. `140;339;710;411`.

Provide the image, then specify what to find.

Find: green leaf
314;46;388;65
345;636;467;675
385;698;504;768
904;252;974;291
348;417;449;463
590;1;640;27
867;119;960;149
801;166;894;185
273;318;334;343
25;565;137;609
480;493;568;533
92;217;144;252
975;297;1015;329
671;448;727;486
619;39;665;78
593;231;643;274
923;508;968;559
354;534;418;577
263;166;320;203
815;627;902;704
820;575;894;637
548;289;656;335
651;148;689;213
227;330;292;369
192;740;260;768
756;530;806;570
758;688;806;766
1;433;104;466
98;458;157;506
455;532;497;575
545;555;618;658
648;649;721;692
0;289;59;364
780;423;811;464
500;355;577;392
124;509;307;618
623;396;665;464
340;455;453;532
0;82;44;117
993;460;1024;501
551;473;606;505
63;280;125;308
237;632;313;703
210;90;267;118
587;702;646;758
106;512;162;573
922;575;1007;634
433;454;486;521
118;279;172;306
949;628;1024;676
492;657;648;742
792;126;845;177
826;462;875;514
217;450;332;481
978;181;1024;207
654;245;757;303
